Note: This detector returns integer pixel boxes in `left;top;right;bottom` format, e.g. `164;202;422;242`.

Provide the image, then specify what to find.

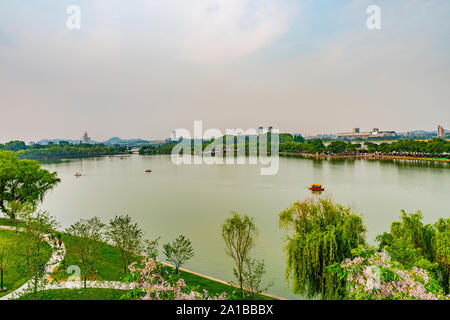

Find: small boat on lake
145;169;152;173
74;172;82;177
309;184;324;192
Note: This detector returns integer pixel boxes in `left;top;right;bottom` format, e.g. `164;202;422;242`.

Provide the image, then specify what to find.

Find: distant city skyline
1;1;449;142
1;124;446;145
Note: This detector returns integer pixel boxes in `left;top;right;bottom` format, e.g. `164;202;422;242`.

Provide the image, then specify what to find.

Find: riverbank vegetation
278;198;449;300
139;135;450;159
0;140;128;160
279;198;366;299
0;212;274;300
0;217;53;297
0;150;60;219
222;212;274;299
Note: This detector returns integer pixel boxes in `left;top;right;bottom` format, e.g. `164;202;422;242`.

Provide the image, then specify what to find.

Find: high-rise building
171;130;177;141
82;132;91;144
437;125;445;137
258;126;264;135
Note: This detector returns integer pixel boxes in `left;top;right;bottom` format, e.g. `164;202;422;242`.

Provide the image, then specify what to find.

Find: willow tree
279;198;366;299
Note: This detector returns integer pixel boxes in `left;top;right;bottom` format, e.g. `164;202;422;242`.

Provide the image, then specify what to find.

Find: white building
171;130;177;141
258;126;264;135
82;132;91;144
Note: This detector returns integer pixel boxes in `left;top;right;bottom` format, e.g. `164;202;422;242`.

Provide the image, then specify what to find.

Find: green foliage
0;229;51;297
293;135;305;143
4;141;27;152
327;141;348;154
51;233;134;282
222;212;258;296
377;211;450;293
328;246;449;300
279;198;366;299
47;230;271;300
242;258;274;300
0;238;12;290
16;211;59;296
0;140;128;160
375;138;450;155
104;215;146;274
163;235;194;274
139;142;179;155
279;138;450;156
17;288;130;300
0;151;60;219
66;217;106;288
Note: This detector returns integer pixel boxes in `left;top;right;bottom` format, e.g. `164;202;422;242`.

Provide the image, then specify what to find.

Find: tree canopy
0;151;60;219
377;211;450;294
222;211;258;296
279;198;366;299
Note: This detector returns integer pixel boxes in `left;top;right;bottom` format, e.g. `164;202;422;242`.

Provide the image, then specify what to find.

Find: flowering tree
328;247;450;300
123;258;228;300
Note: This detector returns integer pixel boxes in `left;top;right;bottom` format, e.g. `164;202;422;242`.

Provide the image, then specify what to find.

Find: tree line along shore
2;135;449;162
139;134;450;162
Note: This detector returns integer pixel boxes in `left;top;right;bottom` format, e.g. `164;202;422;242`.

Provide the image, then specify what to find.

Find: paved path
0;226;67;300
43;281;133;291
1;226;134;300
0;225;286;300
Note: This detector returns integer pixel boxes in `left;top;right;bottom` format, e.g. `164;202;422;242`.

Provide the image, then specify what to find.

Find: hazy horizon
1;0;449;142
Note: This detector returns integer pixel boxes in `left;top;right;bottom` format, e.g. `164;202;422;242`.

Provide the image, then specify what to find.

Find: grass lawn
178;270;274;300
52;234;275;300
51;233;130;282
0;217;27;229
0;229;51;297
0;219;276;300
17;288;129;300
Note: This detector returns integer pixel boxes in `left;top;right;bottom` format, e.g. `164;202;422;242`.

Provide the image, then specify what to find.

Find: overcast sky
0;0;449;142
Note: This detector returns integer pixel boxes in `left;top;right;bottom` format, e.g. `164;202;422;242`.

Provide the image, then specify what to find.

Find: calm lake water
40;155;450;299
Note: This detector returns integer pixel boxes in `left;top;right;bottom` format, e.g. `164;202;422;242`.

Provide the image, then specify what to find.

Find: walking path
0;225;286;300
0;226;130;300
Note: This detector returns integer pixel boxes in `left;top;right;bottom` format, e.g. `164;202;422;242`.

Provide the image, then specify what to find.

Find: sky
0;0;449;142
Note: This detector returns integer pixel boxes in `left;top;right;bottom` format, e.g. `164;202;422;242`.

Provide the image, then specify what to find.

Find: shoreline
0;222;285;300
280;152;450;163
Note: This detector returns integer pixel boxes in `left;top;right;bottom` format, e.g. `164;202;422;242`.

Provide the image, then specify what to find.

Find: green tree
0;151;60;219
327;141;347;154
17;210;59;296
377;211;450;293
105;215;144;274
4;141;27;152
294;135;305;143
279;198;366;299
434;218;450;292
222;211;257;296
364;142;378;153
242;258;274;300
0;243;11;290
305;139;326;153
163;235;194;274
66;217;105;288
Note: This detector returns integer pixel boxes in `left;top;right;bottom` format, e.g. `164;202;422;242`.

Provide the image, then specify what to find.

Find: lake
40;155;450;299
